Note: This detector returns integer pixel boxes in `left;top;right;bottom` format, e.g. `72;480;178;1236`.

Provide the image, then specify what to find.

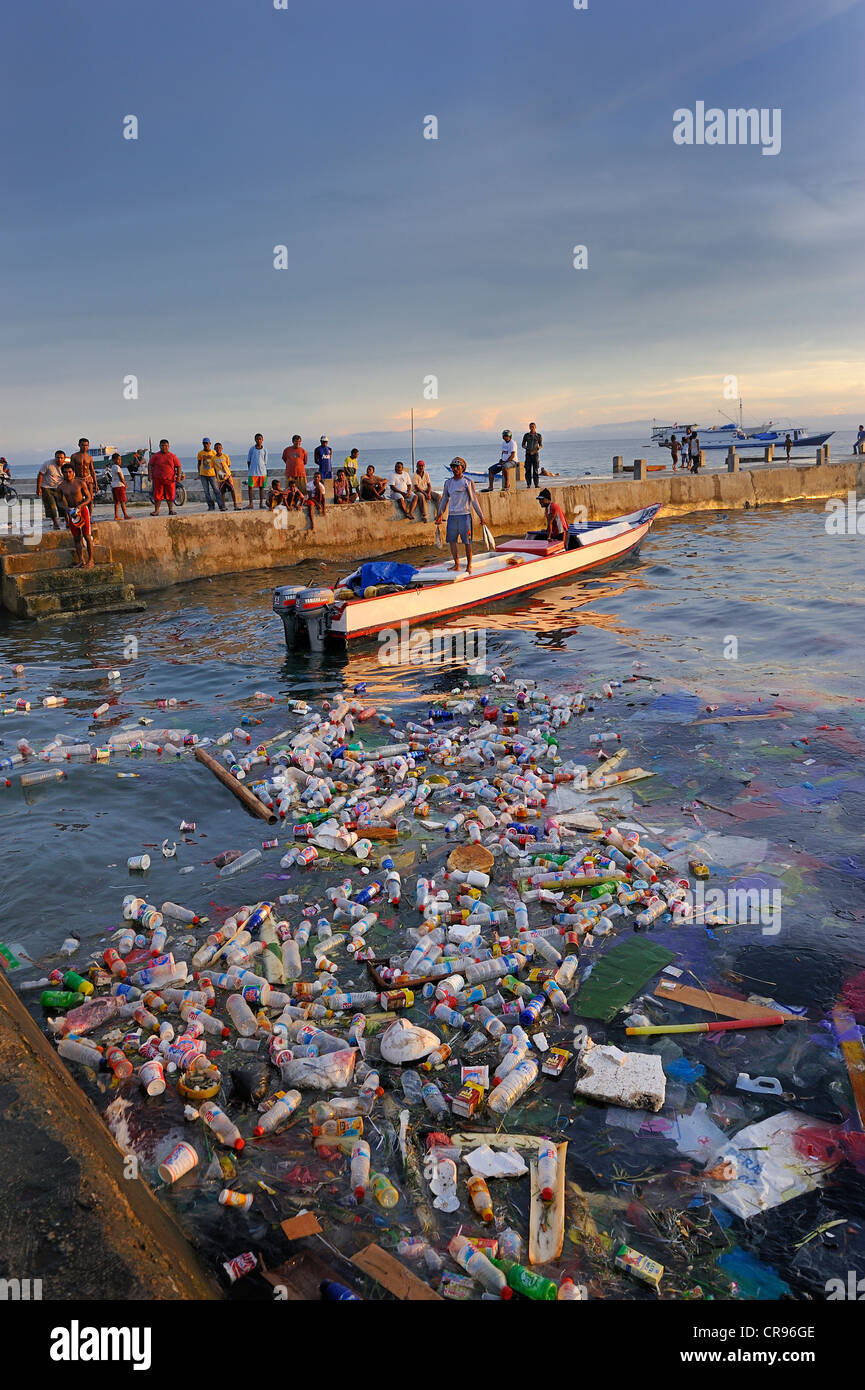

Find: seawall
4;457;862;600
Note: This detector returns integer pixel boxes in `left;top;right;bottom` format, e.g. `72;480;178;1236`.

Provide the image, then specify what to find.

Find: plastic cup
139;1058;166;1096
157;1140;198;1184
128;853;151;871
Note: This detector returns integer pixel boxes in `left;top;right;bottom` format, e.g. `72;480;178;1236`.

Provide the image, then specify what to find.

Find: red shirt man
149;440;181;516
282;435;308;485
538;488;567;541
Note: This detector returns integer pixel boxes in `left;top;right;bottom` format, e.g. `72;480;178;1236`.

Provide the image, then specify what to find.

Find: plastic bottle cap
354;1186;366;1200
541;1186;554;1203
500;1286;514;1300
234;1138;245;1151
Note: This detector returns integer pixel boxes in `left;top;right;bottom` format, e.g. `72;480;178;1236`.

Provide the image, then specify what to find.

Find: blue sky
1;0;863;464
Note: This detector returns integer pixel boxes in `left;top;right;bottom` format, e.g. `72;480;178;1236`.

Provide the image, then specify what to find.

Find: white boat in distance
651;421;833;452
273;504;660;650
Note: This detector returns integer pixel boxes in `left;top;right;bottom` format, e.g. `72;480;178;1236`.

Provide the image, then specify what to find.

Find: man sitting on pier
58;462;94;568
359;464;386;500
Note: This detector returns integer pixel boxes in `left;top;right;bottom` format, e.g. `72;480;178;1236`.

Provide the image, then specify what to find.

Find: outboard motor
295;587;335;653
272;585;305;649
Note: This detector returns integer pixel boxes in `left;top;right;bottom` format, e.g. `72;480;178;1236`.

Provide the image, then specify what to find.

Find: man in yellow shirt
343;448;360;500
197;437;225;512
214;443;239;510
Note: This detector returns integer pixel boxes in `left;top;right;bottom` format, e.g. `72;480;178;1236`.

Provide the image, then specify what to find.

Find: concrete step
13;562;125;597
1;536;113;569
1;543;113;575
19;584;143;621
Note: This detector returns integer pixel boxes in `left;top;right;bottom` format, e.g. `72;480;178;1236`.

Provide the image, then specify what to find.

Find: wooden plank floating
351;1242;443;1300
654;980;801;1021
193;746;278;824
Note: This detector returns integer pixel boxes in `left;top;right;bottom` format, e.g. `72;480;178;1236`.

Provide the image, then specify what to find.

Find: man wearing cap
522;422;543;488
537;488;568;543
197;437;225;511
435;457;486;573
487;430;516;491
314;435;333;487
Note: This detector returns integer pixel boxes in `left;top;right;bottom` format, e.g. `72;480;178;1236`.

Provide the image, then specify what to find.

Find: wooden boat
273;504;661;649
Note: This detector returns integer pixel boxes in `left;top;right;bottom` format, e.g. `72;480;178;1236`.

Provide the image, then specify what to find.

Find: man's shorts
112;485;127;503
446;514;471;544
153;479;175;502
66;504;91;537
248;475;266;487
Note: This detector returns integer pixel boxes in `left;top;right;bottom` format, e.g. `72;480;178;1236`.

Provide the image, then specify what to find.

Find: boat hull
329;514;656;641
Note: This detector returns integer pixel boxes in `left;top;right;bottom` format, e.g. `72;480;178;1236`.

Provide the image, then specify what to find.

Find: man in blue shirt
247;433;268;509
314;436;333;487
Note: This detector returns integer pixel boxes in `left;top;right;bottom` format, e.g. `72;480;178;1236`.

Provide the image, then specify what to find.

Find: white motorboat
273;505;661;650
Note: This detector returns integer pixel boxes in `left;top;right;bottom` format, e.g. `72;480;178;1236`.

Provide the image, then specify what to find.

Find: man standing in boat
522;422;543;489
435;457;486;574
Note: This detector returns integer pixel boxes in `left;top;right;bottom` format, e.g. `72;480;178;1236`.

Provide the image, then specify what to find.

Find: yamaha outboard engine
272;585;305;649
295;587;335;652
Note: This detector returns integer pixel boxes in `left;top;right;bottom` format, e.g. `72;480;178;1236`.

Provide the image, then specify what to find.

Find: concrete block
632;459;646;481
612;455;623;474
727;450;739;473
763;444;774;463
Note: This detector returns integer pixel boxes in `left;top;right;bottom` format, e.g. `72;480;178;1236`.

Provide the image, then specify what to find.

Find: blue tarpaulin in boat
345;561;417;595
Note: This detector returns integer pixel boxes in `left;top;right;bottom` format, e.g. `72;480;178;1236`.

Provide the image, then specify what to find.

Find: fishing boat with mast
651;401;833;453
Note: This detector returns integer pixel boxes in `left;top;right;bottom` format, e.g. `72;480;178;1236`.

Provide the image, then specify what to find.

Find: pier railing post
763;444;774;463
633;459;646;481
612;455;623;474
727;449;739;473
824;441;830;462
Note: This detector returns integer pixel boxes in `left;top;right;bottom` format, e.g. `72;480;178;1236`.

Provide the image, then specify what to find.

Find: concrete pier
1;456;861;610
0;972;220;1300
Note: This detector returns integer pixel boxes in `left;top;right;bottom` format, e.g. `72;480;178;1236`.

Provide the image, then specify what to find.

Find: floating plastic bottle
199;1100;245;1151
448;1234;512;1299
487;1059;538;1115
491;1256;558;1301
369;1171;399;1209
253;1090;301;1137
537;1138;558;1203
218;849;263;878
467;1173;494;1222
21;768;65;789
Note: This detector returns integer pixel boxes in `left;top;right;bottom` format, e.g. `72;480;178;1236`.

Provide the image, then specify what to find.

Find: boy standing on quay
247;433;268;509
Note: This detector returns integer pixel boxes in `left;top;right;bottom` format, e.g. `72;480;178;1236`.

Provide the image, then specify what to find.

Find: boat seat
495;537;565;557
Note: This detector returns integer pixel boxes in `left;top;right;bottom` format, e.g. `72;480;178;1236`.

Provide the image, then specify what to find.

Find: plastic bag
278;1048;358;1091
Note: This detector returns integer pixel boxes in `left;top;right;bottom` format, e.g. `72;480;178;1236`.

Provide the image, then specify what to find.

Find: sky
1;0;864;465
